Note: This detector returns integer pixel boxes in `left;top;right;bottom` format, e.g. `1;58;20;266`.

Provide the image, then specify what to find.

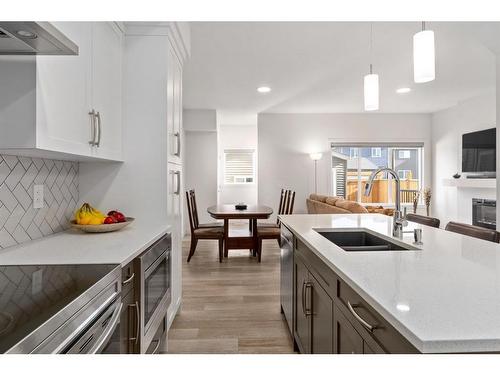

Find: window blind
332;156;347;198
224;149;255;184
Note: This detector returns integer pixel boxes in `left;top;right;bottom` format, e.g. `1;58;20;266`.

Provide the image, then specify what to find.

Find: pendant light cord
369;22;373;74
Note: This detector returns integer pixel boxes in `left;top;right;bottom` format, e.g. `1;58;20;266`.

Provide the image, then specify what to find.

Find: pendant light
364;23;379;111
413;22;435;83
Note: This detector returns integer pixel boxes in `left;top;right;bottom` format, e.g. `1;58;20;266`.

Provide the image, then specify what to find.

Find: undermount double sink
316;229;418;251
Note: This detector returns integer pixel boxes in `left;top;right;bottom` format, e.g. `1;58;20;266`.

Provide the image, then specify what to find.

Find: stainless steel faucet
364;167;407;237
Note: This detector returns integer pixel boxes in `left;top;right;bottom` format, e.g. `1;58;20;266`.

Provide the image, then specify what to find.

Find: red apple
107;210;126;222
104;216;118;224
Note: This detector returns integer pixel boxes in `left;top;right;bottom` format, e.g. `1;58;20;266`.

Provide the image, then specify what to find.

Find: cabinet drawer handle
304;282;313;316
128;301;140;347
174;132;181;157
95;111;102;147
175;171;181;195
122;273;135;285
301;281;306;316
347;301;377;332
88;109;96;145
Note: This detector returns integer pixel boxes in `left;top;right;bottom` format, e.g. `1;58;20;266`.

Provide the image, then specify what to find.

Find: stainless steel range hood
0;22;78;55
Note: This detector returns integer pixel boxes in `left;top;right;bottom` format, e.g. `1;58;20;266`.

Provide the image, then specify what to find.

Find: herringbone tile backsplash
0;155;78;249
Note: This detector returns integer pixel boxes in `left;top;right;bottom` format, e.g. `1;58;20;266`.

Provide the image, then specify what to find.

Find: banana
75;203;105;225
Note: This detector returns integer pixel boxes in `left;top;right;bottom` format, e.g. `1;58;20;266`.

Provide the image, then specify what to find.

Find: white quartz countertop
279;213;500;353
0;222;171;267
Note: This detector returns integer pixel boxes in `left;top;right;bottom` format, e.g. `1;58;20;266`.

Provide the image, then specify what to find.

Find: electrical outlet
33;185;44;209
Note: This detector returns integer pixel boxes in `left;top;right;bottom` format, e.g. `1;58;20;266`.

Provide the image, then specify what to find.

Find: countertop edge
0;224;172;267
118;225;172;266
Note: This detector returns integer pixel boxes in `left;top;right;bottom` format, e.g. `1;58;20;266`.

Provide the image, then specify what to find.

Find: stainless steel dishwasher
280;224;294;336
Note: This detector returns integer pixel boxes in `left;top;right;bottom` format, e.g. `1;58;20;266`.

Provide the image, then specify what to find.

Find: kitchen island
279;213;500;354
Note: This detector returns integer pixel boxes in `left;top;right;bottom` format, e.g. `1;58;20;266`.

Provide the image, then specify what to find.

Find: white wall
258;113;432;220
184;109;218;227
432;92;496;226
217;123;258;205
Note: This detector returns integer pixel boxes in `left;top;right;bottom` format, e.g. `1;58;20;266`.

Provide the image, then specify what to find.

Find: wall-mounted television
462;127;496;175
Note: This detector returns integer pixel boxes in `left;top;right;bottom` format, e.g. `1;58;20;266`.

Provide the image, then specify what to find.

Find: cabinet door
167;162;182;320
167;45;182;164
333;304;363;354
91;22;123;160
294;256;311;353
36;22;93;156
310;274;333;353
121;290;139;354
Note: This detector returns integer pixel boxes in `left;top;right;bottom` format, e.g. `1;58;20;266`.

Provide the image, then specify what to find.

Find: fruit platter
71;203;134;233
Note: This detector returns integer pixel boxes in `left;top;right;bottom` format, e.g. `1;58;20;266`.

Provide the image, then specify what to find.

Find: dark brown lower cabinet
290;237;419;354
333;304;364;354
310;273;333;353
294;254;334;354
120;290;136;353
294;255;311;353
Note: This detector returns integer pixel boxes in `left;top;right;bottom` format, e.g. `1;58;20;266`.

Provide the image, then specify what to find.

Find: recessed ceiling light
257;86;271;93
396;303;410;312
396;87;411;94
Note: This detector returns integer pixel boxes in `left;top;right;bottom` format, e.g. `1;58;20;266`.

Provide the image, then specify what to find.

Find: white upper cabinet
36;22;93;158
91;22;123;160
168;43;183;165
0;22;123;161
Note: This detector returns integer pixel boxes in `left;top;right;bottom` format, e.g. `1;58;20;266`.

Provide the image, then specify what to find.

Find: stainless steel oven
135;233;171;353
3;264;122;354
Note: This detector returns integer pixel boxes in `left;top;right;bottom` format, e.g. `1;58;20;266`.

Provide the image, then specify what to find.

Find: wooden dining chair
186;190;225;262
406;213;440;228
255;189;296;262
445;221;500;243
257;189;296;229
187;189;223;229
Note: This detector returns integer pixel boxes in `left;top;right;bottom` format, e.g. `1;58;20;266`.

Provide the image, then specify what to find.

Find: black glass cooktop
0;264;117;353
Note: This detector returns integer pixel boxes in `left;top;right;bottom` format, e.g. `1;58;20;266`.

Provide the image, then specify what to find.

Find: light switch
33;185;44;209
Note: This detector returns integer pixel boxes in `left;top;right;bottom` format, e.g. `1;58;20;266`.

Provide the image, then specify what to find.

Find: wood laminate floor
166;232;295;354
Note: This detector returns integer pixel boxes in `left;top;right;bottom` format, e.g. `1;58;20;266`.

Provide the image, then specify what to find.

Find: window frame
223;148;256;185
330;142;424;206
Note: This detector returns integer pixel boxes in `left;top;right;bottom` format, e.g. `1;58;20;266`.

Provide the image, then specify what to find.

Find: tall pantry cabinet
123;23;190;330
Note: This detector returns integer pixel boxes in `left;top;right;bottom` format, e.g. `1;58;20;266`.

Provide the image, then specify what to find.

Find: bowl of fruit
71;203;134;233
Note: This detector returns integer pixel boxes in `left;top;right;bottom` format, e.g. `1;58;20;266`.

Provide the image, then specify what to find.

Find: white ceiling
183;22;497;117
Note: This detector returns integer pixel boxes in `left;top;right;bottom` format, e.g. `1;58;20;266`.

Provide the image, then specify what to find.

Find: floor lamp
309;153;323;193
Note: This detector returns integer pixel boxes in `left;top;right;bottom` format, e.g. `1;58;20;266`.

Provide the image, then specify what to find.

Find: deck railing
346;179;420;204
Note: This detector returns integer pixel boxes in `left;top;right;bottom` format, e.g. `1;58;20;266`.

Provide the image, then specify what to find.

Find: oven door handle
89;302;123;354
144;251;168;279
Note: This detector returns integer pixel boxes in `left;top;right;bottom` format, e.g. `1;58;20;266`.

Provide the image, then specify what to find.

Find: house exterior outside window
331;143;423;205
371;147;382;158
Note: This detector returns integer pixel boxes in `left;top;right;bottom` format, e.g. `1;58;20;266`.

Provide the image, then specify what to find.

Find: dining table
207;204;273;257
